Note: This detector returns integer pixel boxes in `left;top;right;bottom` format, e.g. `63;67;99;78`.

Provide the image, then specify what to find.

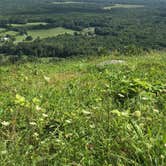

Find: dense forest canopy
0;0;166;58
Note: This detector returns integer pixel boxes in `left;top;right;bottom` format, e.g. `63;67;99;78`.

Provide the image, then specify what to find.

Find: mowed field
15;27;75;42
10;22;48;28
0;51;166;165
104;4;144;10
27;27;74;39
0;27;75;43
0;28;5;32
52;1;85;4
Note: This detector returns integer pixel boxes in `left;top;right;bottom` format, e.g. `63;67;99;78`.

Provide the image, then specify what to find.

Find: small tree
25;36;33;41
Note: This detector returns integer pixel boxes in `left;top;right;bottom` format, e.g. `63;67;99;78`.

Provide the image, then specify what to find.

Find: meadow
0;51;166;165
10;22;48;28
27;27;75;39
103;4;144;10
0;27;75;43
0;28;5;33
0;30;18;37
52;1;86;5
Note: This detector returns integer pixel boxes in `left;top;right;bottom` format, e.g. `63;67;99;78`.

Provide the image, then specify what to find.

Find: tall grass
0;52;166;165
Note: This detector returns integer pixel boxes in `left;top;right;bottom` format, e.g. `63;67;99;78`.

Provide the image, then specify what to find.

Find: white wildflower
82;110;91;115
36;105;42;111
29;122;37;126
1;121;10;127
1;150;7;155
65;119;72;124
33;132;39;137
153;109;159;113
42;113;48;118
44;76;50;83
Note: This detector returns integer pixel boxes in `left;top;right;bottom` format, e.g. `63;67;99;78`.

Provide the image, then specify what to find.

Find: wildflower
24;76;28;81
33;132;39;137
105;83;110;88
126;124;132;130
161;155;165;159
39;118;44;122
36;105;42;111
92;106;99;110
1;150;7;155
65;119;72;124
142;97;148;101
32;97;40;105
153;109;159;113
133;111;141;118
118;93;125;98
139;123;144;128
82;110;91;115
40;141;46;145
65;133;73;138
44;76;50;83
42;113;48;118
9;108;14;113
146;143;152;149
1;121;10;127
29;122;37;126
55;139;61;143
111;109;121;116
95;97;102;102
121;111;129;117
15;94;26;106
89;124;95;129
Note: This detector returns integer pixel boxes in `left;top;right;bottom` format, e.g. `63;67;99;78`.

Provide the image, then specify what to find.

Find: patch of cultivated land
10;22;48;28
27;27;74;39
0;51;166;165
0;28;6;33
104;4;144;10
0;30;18;36
1;27;75;42
52;1;85;4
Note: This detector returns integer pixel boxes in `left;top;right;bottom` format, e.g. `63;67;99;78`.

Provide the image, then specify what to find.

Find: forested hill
0;0;166;59
0;0;166;15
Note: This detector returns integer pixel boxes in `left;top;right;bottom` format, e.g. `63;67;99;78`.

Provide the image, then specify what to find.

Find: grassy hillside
0;51;166;165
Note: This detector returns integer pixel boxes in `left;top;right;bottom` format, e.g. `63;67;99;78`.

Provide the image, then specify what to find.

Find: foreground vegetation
0;51;166;165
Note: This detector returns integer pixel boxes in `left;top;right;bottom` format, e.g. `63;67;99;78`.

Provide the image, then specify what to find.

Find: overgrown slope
0;52;166;165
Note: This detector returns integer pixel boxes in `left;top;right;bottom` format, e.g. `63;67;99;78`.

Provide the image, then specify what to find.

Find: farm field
0;28;5;33
10;22;48;28
0;27;75;43
0;51;166;165
14;27;75;43
104;4;144;10
0;30;18;37
27;27;75;39
52;1;86;5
